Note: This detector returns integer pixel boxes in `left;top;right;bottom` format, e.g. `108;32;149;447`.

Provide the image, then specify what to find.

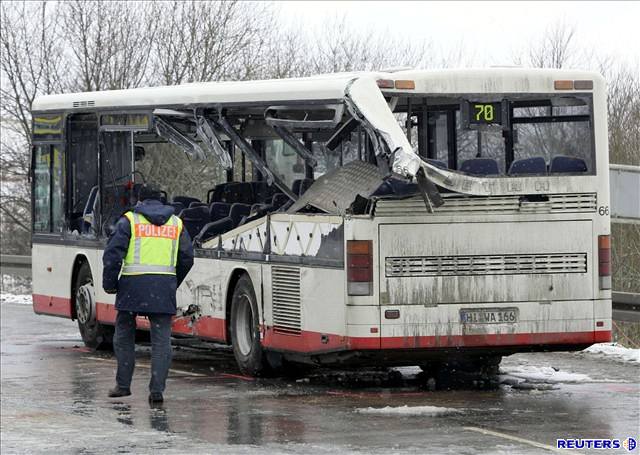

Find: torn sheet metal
155;116;207;160
345;77;421;177
346;76;493;197
419;162;494;196
288;161;384;214
195;116;233;170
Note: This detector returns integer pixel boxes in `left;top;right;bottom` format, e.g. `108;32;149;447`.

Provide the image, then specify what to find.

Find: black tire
74;263;113;351
230;274;269;376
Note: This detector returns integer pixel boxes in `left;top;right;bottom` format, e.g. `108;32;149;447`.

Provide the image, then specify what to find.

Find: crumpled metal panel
288;161;384;214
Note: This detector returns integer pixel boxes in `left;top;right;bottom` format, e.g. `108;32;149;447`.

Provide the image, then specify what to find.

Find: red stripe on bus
32;294;72;318
96;302;117;324
263;328;611;353
263;327;348;352
95;302;227;342
355;330;611;350
194;316;227;342
33;296;611;352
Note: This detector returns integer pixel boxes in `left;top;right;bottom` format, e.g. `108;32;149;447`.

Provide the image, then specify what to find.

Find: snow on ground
582;343;640;363
0;293;32;305
2;274;32;295
500;365;594;384
391;366;422;378
355;405;460;416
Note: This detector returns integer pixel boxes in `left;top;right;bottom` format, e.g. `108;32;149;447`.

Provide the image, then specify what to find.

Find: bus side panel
175;257;263;343
32;243;82;318
262;265;347;353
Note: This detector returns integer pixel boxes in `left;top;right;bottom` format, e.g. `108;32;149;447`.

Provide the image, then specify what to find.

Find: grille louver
374;193;597;216
272;266;301;335
72;100;95;108
385;253;587;277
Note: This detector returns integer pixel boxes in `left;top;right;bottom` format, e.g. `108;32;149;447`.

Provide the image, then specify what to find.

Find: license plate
460;308;519;324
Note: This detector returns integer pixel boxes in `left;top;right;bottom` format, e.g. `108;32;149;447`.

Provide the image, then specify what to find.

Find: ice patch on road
582;343;640;363
0;293;32;305
390;366;422;378
500;365;592;384
355;405;460;416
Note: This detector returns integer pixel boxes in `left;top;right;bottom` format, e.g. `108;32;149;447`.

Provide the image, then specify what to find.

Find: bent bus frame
30;68;611;375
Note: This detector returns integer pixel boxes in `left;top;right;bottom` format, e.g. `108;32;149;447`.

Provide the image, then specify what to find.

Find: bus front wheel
230;274;269;376
74;263;113;351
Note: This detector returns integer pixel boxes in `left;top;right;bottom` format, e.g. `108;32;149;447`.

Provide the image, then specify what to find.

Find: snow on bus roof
31;68;604;113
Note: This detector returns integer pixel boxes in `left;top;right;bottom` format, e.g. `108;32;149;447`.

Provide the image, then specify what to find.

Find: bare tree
1;1;65;254
307;16;432;74
514;20;578;69
62;0;158;91
1;1;64;140
605;64;640;166
151;1;274;85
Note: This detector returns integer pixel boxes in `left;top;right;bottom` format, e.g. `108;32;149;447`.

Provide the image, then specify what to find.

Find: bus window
264;139;305;189
68;114;98;233
456;111;506;174
404;94;595;178
33;145;51;232
425;111;451;166
512;99;593;173
51;146;65;233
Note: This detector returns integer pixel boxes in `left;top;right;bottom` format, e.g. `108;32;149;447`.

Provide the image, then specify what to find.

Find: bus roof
31;68;604;113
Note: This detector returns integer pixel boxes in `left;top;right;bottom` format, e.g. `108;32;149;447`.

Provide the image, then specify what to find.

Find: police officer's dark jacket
102;199;194;315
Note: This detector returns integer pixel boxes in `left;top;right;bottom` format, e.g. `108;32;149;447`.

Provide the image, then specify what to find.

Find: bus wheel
74;263;113;351
230;274;269;376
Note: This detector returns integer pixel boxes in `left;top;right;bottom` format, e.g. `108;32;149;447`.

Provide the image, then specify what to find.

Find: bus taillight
347;240;373;296
598;235;611;290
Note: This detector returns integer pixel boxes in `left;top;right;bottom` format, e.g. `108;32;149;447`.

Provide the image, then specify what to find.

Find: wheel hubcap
235;295;254;356
76;283;95;325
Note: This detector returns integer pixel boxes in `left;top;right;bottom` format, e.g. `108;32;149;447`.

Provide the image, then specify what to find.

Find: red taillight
347;240;373;296
598;235;611;290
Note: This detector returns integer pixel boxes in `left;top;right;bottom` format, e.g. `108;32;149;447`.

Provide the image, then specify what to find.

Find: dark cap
138;184;162;201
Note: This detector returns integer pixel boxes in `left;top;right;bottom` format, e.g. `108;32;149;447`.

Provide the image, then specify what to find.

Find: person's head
138;185;162;202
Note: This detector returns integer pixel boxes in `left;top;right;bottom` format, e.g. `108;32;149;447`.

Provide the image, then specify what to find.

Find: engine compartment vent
385;253;588;277
272;266;301;335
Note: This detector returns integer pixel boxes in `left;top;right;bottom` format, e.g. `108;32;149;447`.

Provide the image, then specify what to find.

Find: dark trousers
113;311;173;394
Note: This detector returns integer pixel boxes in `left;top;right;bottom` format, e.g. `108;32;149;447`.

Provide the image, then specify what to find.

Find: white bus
31;68;611;376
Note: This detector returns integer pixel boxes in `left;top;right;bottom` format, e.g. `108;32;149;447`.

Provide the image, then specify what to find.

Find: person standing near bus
102;185;194;404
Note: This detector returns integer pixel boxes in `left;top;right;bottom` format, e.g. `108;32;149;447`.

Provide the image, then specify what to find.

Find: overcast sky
277;1;640;69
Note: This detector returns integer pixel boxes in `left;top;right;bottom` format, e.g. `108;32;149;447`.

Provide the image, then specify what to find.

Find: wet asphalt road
1;302;639;455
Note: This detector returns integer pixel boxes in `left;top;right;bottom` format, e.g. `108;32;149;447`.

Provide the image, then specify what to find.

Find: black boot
148;392;164;403
108;387;131;398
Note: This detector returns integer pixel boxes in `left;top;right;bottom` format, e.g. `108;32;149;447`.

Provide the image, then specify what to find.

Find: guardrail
610;163;640;224
1;254;639;321
612;292;640;322
0;254;32;277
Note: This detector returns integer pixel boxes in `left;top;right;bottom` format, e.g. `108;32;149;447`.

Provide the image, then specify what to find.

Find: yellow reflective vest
121;212;183;276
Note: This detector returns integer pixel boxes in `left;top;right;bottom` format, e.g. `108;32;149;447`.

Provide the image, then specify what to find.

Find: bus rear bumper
346;329;611;350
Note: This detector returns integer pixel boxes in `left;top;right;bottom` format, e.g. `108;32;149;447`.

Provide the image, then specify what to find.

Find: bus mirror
134;146;145;162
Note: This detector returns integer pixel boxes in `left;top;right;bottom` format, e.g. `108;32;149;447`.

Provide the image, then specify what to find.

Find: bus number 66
598;206;609;216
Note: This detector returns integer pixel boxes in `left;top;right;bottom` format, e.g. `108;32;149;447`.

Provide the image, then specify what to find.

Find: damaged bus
31;68;611;376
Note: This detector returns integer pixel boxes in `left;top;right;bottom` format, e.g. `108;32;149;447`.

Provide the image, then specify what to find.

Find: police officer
102;185;194;403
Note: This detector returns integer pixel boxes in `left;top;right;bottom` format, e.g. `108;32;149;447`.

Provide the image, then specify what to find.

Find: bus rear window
399;94;595;177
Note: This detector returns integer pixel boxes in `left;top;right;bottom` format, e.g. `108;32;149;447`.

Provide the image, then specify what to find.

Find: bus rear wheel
230;274;270;376
74;263;113;351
